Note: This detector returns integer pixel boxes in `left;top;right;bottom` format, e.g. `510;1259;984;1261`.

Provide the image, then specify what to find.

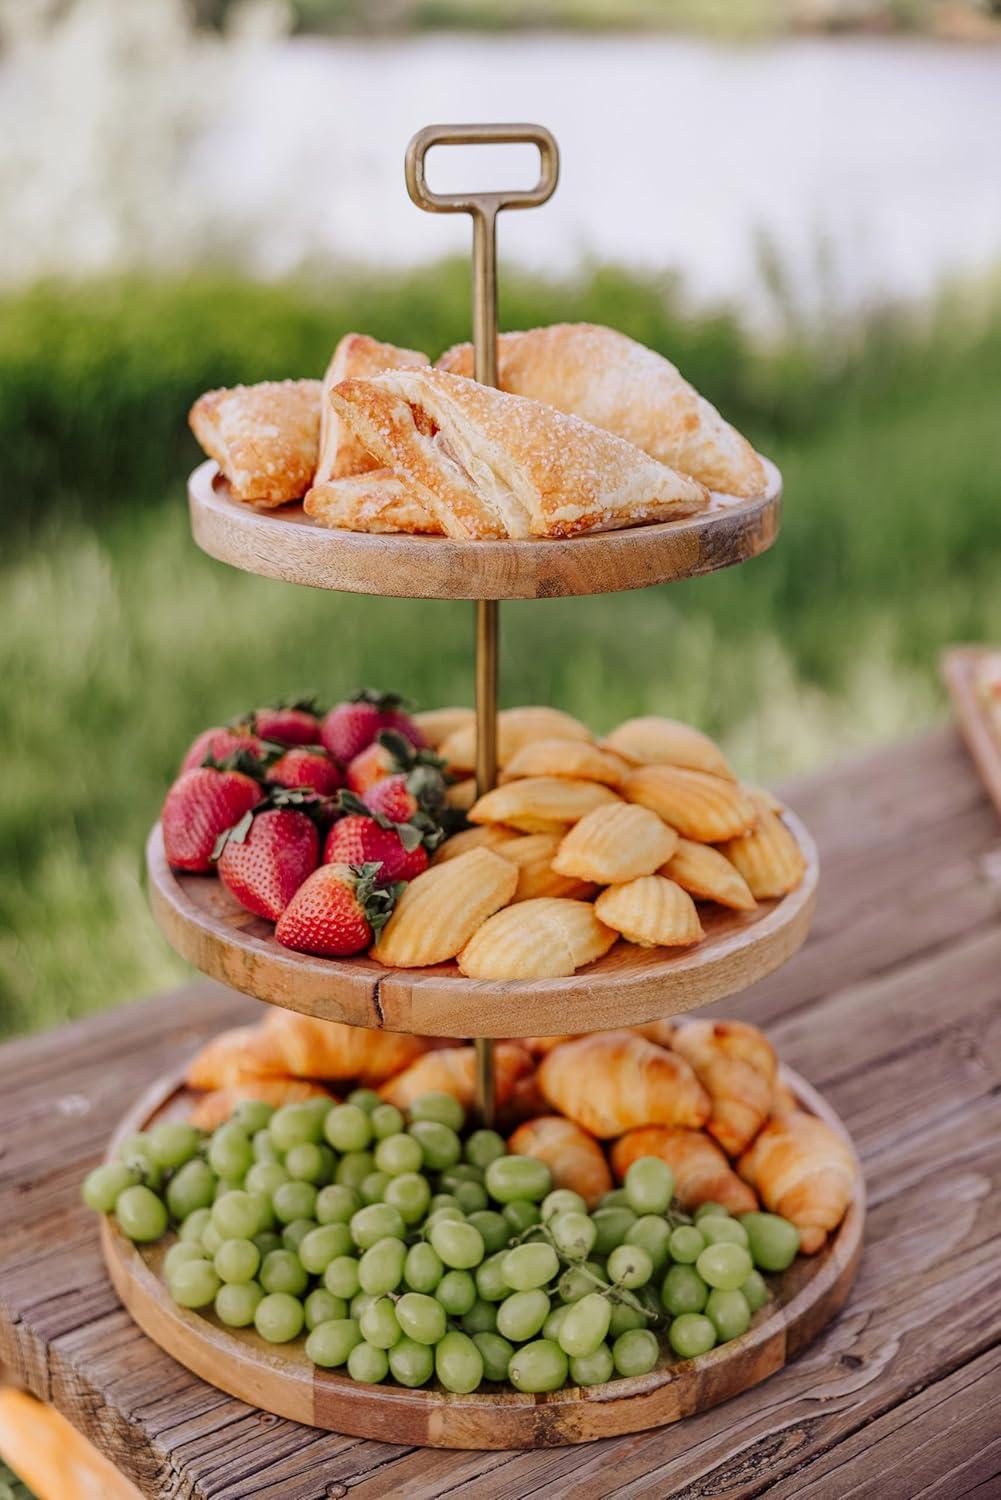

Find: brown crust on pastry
189;379;321;505
303;471;442;534
316;333;428;483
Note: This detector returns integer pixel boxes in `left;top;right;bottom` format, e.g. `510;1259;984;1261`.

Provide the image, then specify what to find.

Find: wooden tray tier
188;459;782;601
146;817;818;1038
101;1063;863;1450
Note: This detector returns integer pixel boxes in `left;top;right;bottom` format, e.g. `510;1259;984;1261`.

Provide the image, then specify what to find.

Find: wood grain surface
145;814;818;1037
187;460;782;601
3;730;1000;1498
941;645;1001;822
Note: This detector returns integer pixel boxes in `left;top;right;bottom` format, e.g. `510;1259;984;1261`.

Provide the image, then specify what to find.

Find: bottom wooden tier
101;1066;863;1450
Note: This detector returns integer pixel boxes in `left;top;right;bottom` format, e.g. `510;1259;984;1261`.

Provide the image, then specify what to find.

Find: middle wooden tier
147;815;817;1038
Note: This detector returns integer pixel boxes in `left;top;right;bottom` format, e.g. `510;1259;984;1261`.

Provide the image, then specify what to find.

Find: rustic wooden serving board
942;646;1001;821
146;816;817;1038
100;1064;862;1450
187;460;782;601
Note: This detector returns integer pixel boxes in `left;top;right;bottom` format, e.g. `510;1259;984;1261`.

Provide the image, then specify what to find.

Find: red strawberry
320;690;424;764
251;700;323;746
363;772;420;823
267;747;343;796
275;862;401;957
181;726;266;774
324;814;429;885
215;807;319;921
346;739;395;794
162;767;263;872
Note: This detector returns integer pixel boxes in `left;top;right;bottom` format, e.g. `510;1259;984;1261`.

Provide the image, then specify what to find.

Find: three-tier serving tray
103;125;863;1449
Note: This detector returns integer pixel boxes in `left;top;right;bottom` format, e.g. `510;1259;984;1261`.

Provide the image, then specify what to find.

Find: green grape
305;1096;333;1128
350;1202;406;1249
591;1206;638;1258
464;1128;507;1170
635;1283;665;1327
428;1193;462;1214
485;1155;551;1204
693;1200;729;1224
351;1291;377;1321
696;1243;753;1292
358;1236;406;1295
408;1120;461;1171
542;1188;588;1221
285;1142;335;1185
335;1150;375;1190
502;1201;541;1234
215;1281;264;1328
608;1299;646;1338
473;1330;514;1381
440;1163;484;1189
305;1316;361;1366
497;1289;550;1342
299;1222;353;1275
360;1170;391;1205
214;1237;261;1285
698;1215;749;1248
436;1269;477;1316
436;1330;483;1393
607;1243;654;1290
270;1103;323;1153
612;1327;659;1376
543;1303;571;1343
248;1190;276;1233
324;1104;373;1153
214;1176;244;1202
178;1207;212;1244
324;1255;361;1300
360;1295;402;1350
116;1184;168;1243
558;1292;612;1358
409;1091;465;1132
200;1222;223;1257
254;1230;282;1258
255;1291;305;1344
476;1250;512;1302
429;1218;485;1271
740;1269;769;1314
347;1341;389;1383
117;1134;163;1190
625;1215;673;1274
388;1335;434;1388
280;1218;315;1254
212;1190;263;1241
467;1209;509;1255
396;1291;447;1345
244;1161;290;1199
661;1263;709;1316
82;1162;139;1214
548;1211;596;1261
346;1088;382;1114
508;1339;568;1393
404;1241;443;1294
233;1099;274;1134
668;1312;716;1359
374;1132;424;1177
169;1258;220;1308
569;1343;614;1386
252;1128;281;1164
164;1240;206;1278
558;1261;606;1303
453;1181;488;1215
384;1172;431;1225
424;1206;467;1232
462;1297;499;1335
502;1242;559;1292
370;1103;405;1140
705;1287;751;1342
272;1180;318;1226
667;1225;705;1265
260;1249;308;1297
208;1123;253;1181
624;1157;674;1216
599;1187;631;1210
316;1184;361;1225
166;1160;216;1220
304;1288;347;1330
739;1212;800;1272
148;1121;202;1170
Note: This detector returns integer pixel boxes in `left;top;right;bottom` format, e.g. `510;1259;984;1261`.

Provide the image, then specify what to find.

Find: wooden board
941;645;1001;821
188;460;782;601
100;1063;863;1451
146;815;818;1038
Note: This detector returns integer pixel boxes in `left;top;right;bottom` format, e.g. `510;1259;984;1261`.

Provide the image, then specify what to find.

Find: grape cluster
83;1092;800;1394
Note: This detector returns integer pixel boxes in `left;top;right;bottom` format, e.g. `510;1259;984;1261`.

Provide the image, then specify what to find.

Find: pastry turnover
624;764;756;842
552;802;678;885
380;1043;531;1112
659;837;757;911
328;368;708;540
737;1109;856;1253
718;797;807;899
595;876;704;948
457;897;616;980
412;706;475;748
496;832;598;902
669;1019;775;1156
189;379;321;505
437;323;768;498
315;332;429;484
303;471;443;535
611;1127;758;1215
468;777;621;834
501;738;629;788
508;1116;613;1208
538;1031;710;1137
602;716;735;780
440;706;591;775
371;847;517;968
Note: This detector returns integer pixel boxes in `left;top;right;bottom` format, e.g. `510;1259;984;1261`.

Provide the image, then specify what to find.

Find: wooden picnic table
2;726;1000;1499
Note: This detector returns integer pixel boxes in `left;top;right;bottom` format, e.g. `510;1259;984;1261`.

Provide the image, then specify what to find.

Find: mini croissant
537;1031;710;1138
611;1126;758;1215
508;1116;613;1208
737;1109;856;1253
379;1042;532;1112
624;764;756;842
188;1077;334;1132
668;1019;776;1156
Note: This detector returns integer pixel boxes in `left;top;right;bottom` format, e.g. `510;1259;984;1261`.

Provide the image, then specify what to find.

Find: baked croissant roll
189;379;321;505
379;1042;532;1112
314;332;429;484
440;706;591;775
189;1077;334;1132
508;1116;613;1208
668;1019;776;1157
185;1016;431;1090
537;1032;710;1138
624;764;756;842
737;1109;857;1253
603;716;735;780
303;471;443;535
610;1126;758;1215
437;323;768;498
328;368;709;540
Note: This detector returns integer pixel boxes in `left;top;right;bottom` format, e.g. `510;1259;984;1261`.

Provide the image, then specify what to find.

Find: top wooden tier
188;459;782;602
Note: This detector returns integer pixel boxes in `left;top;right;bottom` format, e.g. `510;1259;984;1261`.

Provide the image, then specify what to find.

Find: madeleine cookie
413;706;475;748
660;837;757;911
552;802;679;885
718;799;807;899
499;832;598;901
469;776;620;834
440;706;591;774
603;716;735;780
432;825;522;865
445;778;477;812
458;898;617;979
501;738;629;789
624;764;755;842
371;848;517;967
595;876;704;948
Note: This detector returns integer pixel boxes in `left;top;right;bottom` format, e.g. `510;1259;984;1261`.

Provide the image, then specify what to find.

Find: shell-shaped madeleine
432;824;522;865
603;716;735;780
552;802;678;885
457;898;617;979
595;876;704;949
624;764;755;842
660;836;757;911
469;776;620;833
718;802;807;899
498;832;598;901
445;778;477;811
502;738;628;788
412;706;474;748
372;848;517;967
440;706;592;774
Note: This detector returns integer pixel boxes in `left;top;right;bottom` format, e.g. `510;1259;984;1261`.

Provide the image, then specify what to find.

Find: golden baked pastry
469;776;621;834
660;837;757;911
595;875;704;948
603;715;735;780
457;898;616;979
501;738;629;788
303;471;443;535
431;824;522;865
371;848;517;967
624;764;756;842
551;802;678;885
380;1043;531;1113
444;778;477;812
440;706;591;775
537;1031;711;1137
669;1019;774;1157
718;796;807;899
496;832;598;902
328;368;708;540
189;379;321;505
315;332;428;483
412;706;475;748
